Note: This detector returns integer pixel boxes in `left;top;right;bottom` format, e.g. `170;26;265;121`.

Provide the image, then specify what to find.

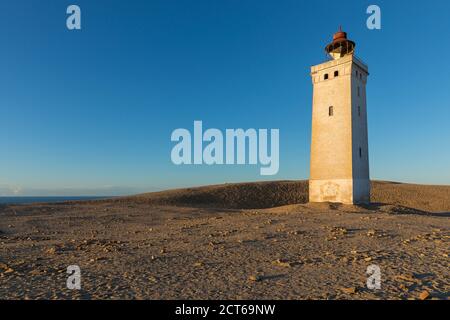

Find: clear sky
1;0;450;196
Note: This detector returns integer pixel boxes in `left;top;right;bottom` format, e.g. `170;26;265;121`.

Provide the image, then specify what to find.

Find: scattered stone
367;229;376;237
272;259;291;268
395;274;417;283
248;275;262;282
193;262;203;267
364;257;372;262
340;287;357;294
4;268;14;274
45;247;57;255
330;227;348;236
419;290;430;300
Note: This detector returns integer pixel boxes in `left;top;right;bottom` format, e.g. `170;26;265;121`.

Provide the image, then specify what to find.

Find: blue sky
1;0;449;196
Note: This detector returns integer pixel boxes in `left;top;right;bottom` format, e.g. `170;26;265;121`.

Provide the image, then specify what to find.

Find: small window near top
356;70;358;77
359;147;362;158
358;86;360;97
324;73;329;80
334;70;339;77
360;73;362;80
358;106;361;116
328;106;333;116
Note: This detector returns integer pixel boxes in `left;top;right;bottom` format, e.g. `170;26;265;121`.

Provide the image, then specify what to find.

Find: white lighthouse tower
309;28;370;204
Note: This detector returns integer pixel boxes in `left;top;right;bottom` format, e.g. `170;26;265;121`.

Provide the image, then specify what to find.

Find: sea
0;196;108;205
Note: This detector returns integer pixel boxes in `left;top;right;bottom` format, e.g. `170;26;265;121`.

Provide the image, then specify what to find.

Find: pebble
396;274;416;283
248;275;262;282
340;287;357;294
419;290;430;300
45;247;57;255
272;259;291;268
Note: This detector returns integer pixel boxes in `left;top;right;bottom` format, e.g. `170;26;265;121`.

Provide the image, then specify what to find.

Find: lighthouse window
334;70;339;77
324;73;329;80
358;106;361;116
356;70;358;77
359;147;362;158
328;106;333;116
357;86;360;97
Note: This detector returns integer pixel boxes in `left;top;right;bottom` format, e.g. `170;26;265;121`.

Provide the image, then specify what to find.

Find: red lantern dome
325;27;355;59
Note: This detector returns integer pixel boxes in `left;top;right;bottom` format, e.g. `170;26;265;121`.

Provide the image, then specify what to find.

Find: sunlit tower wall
309;28;370;204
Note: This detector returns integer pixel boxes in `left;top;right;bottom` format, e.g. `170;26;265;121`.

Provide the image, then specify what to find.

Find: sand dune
122;180;450;213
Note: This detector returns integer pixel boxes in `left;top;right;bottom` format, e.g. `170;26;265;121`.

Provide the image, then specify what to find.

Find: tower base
309;179;370;204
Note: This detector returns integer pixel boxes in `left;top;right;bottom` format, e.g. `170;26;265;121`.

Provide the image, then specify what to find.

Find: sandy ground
0;181;448;300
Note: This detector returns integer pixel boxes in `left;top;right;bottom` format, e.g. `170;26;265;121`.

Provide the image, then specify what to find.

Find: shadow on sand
357;202;450;217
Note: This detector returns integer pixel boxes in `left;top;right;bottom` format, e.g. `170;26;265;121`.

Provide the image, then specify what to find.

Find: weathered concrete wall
309;55;370;204
351;60;370;203
309;179;354;204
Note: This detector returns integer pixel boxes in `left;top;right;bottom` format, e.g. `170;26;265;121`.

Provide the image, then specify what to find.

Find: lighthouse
309;28;370;204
